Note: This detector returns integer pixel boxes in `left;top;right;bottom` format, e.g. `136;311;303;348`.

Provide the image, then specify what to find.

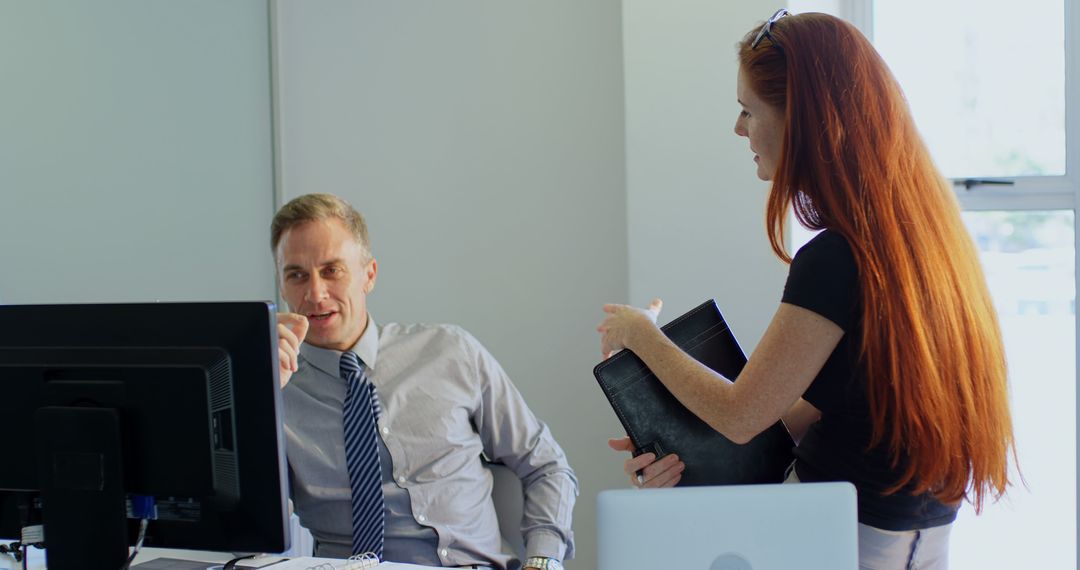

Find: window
956;210;1074;568
875;1;1065;179
789;1;1077;567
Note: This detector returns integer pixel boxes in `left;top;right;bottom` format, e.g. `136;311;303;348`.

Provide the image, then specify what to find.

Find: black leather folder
593;299;794;486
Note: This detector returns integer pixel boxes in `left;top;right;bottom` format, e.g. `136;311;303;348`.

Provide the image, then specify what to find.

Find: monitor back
0;301;289;554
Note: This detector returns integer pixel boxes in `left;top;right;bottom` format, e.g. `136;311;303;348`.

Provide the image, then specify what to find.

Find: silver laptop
597;482;858;570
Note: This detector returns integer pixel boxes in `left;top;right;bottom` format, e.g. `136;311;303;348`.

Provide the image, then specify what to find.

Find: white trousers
783;463;952;570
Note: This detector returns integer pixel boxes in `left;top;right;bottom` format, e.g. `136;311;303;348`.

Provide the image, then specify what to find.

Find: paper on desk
132;556;438;570
133;557;289;570
261;558;438;569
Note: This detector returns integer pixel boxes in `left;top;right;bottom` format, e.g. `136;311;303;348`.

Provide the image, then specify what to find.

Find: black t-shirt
782;230;958;531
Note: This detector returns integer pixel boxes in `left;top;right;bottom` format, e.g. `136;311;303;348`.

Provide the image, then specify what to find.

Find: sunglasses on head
751;9;790;50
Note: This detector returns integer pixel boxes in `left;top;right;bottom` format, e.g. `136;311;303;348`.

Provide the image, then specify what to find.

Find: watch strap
523;556;563;570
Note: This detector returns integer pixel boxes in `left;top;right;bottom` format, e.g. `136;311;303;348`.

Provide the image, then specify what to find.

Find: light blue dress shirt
283;315;577;569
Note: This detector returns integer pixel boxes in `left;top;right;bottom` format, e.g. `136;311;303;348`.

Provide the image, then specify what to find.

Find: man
273;193;576;570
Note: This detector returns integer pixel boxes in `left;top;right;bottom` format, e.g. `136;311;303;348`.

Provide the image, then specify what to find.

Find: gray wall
273;4;629;568
624;1;788;349
3;1;785;568
275;2;784;568
0;1;276;304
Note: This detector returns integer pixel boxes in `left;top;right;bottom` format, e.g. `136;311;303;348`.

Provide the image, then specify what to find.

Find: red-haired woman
599;10;1015;569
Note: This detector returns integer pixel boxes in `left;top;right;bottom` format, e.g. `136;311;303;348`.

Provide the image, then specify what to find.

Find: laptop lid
597;482;858;570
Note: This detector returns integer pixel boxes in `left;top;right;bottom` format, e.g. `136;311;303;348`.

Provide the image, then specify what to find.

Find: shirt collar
299;313;381;378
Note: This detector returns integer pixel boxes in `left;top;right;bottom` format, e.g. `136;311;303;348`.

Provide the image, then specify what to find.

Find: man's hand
277;312;309;388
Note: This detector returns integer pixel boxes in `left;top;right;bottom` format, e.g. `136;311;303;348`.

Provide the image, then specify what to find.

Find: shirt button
417;514;426;522
397;476;406;484
440;549;448;557
381;426;389;435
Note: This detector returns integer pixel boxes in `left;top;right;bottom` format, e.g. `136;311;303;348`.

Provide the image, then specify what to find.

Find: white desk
2;547;228;570
1;548;442;569
1;513;317;569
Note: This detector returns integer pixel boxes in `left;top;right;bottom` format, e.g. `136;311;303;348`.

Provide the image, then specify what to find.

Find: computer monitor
0;301;290;570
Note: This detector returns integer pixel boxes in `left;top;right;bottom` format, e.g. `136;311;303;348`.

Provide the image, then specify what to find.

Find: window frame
840;0;1079;212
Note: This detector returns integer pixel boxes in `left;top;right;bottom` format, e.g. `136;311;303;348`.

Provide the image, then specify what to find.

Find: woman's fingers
625;453;682;481
608;435;684;488
642;460;684;488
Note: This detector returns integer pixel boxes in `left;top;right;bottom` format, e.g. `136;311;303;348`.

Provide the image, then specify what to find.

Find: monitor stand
36;406;129;570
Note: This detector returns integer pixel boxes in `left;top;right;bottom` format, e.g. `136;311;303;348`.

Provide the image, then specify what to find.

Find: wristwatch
523;557;563;570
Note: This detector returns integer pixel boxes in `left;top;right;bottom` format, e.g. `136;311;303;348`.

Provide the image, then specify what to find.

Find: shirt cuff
524;528;571;561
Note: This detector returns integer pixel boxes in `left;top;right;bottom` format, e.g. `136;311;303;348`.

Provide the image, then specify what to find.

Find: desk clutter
289;553;380;569
132;553;437;570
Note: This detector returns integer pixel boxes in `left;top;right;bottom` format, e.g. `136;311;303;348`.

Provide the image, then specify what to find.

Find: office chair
487;462;526;560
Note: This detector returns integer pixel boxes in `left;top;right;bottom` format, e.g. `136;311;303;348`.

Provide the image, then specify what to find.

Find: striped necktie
340;351;384;558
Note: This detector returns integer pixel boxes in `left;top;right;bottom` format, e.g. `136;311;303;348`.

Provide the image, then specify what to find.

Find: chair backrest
487;462;526;559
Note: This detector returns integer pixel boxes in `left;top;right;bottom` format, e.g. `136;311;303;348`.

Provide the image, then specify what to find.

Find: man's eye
740;110;750;118
285;272;305;281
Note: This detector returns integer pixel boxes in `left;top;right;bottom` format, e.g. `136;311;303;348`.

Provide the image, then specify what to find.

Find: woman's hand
597;298;664;358
608;436;685;488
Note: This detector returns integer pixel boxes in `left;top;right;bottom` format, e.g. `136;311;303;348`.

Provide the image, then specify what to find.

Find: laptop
597;482;858;570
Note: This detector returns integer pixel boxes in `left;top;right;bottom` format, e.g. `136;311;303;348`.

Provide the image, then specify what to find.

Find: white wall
273;3;629;568
2;1;786;567
275;2;785;568
0;1;275;304
624;0;788;351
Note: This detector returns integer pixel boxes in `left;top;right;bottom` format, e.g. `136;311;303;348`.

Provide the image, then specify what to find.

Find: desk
0;514;322;569
2;547;228;570
1;548;443;569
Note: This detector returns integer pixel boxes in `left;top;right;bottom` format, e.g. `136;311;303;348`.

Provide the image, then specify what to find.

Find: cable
119;494;156;570
223;554;257;569
119;517;148;570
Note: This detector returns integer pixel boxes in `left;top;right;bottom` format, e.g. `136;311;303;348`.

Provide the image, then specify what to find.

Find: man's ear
364;257;378;293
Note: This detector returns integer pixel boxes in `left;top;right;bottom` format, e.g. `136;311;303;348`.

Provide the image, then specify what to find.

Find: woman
598;11;1015;569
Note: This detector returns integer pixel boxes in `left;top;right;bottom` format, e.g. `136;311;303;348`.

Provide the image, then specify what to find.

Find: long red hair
738;13;1014;511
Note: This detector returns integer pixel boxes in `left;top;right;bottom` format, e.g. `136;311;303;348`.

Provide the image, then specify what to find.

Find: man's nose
304;275;328;302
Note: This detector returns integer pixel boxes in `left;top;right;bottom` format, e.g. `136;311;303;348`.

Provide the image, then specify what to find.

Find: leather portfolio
593;299;794;486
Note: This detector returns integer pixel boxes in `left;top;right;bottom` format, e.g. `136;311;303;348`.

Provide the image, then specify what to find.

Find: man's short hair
270;193;371;257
